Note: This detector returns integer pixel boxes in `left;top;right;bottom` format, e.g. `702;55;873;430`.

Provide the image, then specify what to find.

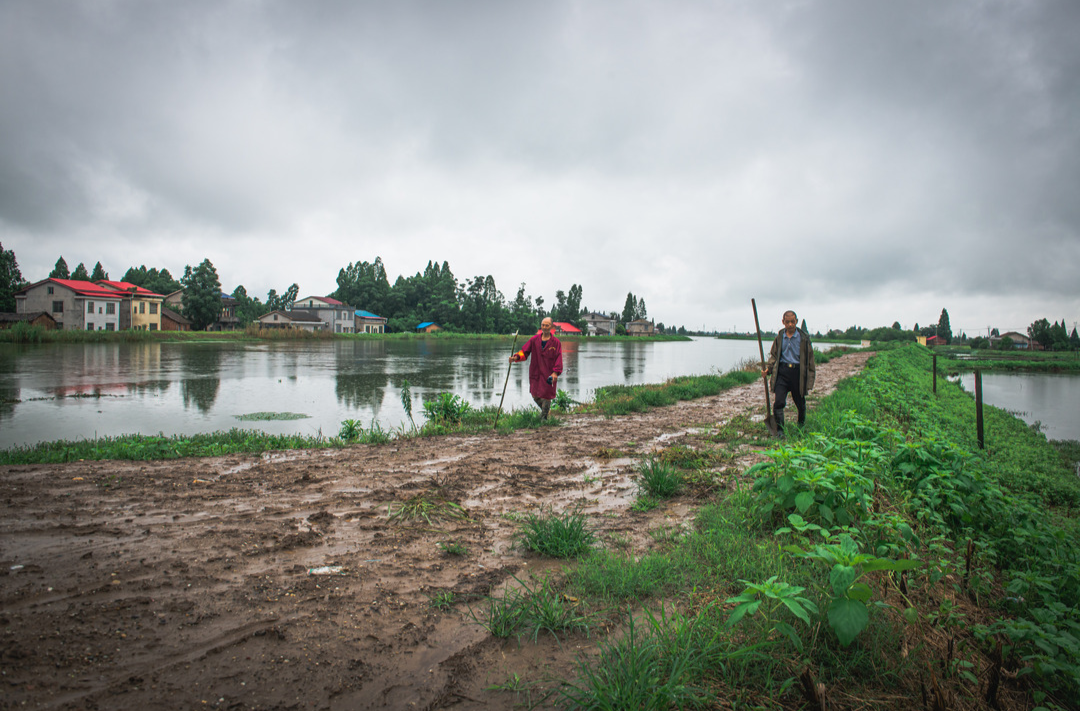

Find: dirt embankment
0;352;871;710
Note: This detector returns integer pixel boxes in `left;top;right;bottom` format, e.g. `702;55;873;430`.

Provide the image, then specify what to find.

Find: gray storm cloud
1;0;1077;333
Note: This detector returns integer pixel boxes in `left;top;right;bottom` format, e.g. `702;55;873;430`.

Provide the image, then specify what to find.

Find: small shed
0;311;58;330
160;307;191;332
416;321;442;333
551;321;582;335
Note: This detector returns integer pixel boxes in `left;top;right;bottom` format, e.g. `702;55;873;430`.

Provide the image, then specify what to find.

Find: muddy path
0;352;871;710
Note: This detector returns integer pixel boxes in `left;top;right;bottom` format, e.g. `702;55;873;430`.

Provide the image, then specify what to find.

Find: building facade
354;310;387;333
292;296;356;333
15;279;123;331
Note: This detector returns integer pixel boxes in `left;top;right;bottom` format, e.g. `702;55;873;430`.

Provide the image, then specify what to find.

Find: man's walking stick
493;331;519;430
752;299;779;437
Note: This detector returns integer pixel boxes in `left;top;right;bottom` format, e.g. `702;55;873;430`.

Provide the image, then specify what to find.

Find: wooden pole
751;299;778;436
493;331;520;430
975;369;984;449
932;353;937;394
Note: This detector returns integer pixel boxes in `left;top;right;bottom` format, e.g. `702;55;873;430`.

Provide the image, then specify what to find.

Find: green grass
468;575;592;642
235;411;310;421
518;507;595;558
585;371;759;417
555;344;1080;709
635;457;683;498
387;495;467;525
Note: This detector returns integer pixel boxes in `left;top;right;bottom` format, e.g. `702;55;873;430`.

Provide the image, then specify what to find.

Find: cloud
0;0;1077;331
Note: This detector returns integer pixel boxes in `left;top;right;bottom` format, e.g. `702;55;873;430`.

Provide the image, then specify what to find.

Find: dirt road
0;352;870;710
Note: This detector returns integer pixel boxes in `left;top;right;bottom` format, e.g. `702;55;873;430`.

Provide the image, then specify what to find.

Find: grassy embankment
452;344;1079;709
932;345;1080;374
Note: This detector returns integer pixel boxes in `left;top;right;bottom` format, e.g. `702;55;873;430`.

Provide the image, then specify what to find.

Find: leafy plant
782;533;920;647
338;418;362;442
725;575;819;650
422;392;472;424
400;379;417;433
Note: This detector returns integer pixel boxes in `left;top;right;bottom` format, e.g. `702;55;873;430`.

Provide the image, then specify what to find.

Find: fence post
975;369;984;449
932;353;937;394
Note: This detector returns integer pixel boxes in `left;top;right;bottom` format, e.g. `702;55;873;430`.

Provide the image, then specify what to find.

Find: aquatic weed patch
235;411;310;421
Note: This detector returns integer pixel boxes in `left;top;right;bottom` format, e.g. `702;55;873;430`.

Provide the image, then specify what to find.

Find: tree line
6;248;671;333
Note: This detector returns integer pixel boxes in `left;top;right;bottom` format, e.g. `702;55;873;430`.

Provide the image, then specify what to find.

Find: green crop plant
724;575;819;651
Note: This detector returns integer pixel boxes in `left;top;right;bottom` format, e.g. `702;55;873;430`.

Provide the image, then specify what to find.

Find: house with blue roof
355;309;387;334
416;321;441;333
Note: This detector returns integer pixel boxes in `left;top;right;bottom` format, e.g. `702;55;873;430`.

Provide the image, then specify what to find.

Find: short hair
783;310;798;320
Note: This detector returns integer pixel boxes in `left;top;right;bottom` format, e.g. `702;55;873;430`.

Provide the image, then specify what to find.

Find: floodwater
954;372;1080;441
0;337;840;448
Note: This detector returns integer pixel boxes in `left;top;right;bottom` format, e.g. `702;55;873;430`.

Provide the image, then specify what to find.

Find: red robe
514;332;563;400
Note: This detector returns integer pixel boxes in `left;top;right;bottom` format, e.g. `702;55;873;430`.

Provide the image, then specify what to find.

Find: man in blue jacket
762;310;816;436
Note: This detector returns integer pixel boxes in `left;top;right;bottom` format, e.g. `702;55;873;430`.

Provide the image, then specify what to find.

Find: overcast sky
2;0;1078;335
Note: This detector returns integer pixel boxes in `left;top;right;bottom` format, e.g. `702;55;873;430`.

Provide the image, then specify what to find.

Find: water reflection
180;346;222;413
1;337;855;447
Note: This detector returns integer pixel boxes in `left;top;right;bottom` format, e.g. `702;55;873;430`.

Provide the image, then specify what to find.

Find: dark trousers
773;362;805;429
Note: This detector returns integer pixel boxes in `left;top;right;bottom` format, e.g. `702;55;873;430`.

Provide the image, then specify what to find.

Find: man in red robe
510;317;563;420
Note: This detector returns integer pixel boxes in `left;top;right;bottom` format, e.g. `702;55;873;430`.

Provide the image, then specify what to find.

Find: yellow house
96;280;166;331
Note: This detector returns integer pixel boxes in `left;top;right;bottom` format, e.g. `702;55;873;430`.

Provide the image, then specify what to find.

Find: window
105;323;115;331
87;323;94;330
139;302;146;314
52;301;63;313
87;301;95;313
150;303;158;314
149;323;157;331
106;303;115;315
47;286;54;295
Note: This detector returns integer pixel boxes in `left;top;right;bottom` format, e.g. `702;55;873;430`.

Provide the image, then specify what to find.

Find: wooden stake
975;369;985;449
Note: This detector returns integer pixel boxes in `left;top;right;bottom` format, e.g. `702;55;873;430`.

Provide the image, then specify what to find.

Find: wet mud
0;352;871;710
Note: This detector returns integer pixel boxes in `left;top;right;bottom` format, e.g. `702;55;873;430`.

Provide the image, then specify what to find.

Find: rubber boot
774;409;785;438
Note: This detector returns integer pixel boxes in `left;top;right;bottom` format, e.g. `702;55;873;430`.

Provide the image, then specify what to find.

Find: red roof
322;296;343;305
43;279;123;298
96;280;163;297
551;321;582;333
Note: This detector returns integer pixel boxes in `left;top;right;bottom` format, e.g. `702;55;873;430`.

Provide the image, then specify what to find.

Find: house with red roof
291;295;357;333
15;279;125;331
95;280;165;331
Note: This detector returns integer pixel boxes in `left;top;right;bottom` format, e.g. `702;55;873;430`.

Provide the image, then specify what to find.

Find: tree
891;321;901;330
0;242;28;312
937;308;952;345
71;262;90;281
181;259;223;331
1050;319;1069;350
1028;318;1052;349
990;327;1000;337
1071;327;1080;350
621;292;636;324
232;285;269;325
91;261;108;281
50;256;70;279
333;257;391;314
